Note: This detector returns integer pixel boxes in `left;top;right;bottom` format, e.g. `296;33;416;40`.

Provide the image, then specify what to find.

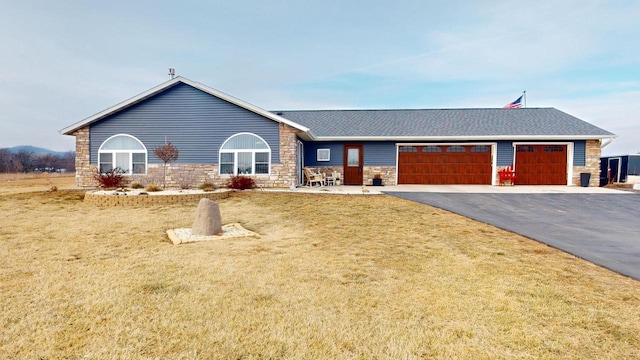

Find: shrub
93;167;125;189
153;142;179;189
130;182;144;189
145;184;163;192
226;175;256;190
198;182;216;192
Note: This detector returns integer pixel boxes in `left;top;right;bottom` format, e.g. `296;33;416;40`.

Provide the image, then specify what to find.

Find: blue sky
1;0;638;155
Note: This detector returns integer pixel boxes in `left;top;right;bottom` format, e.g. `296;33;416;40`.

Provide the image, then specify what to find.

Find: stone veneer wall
73;127;93;188
142;164;219;189
363;166;397;186
73;124;301;189
255;123;299;188
572;139;601;187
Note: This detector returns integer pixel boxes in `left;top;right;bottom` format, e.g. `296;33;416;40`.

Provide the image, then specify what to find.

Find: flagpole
523;91;527;108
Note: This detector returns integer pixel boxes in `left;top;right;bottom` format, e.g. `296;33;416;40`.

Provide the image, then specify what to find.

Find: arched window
98;134;147;174
219;133;270;175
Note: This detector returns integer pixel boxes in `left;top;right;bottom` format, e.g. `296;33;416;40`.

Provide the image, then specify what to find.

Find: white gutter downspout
601;138;613;149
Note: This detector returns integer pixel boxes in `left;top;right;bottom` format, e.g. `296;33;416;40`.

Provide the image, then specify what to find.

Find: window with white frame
98;134;147;174
219;133;271;175
317;148;330;162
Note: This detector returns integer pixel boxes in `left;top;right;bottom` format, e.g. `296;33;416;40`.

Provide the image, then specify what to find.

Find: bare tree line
0;148;75;173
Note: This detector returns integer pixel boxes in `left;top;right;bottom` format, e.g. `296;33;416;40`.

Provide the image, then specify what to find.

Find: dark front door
344;144;363;185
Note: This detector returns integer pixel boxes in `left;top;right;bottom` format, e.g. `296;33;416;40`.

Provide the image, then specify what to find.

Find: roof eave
310;134;617;141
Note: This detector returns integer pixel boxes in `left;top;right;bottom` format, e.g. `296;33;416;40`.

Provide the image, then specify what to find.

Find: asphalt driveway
385;192;640;280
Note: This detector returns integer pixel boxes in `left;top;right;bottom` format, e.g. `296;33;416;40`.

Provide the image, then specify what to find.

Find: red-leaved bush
226;175;256;190
93;167;125;189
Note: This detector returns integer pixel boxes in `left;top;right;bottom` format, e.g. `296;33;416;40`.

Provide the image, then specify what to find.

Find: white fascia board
396;141;496;146
311;134;617;141
60;76;310;135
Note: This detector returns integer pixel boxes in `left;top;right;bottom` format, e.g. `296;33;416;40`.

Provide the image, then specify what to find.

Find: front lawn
1;189;639;359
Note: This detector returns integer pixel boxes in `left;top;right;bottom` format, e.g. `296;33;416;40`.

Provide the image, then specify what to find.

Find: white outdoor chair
303;168;324;187
324;172;335;186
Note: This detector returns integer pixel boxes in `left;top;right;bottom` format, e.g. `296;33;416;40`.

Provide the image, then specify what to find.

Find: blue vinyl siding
90;83;280;165
496;141;514;166
304;142;344;166
364;142;397;165
303;141;397;167
573;140;585;166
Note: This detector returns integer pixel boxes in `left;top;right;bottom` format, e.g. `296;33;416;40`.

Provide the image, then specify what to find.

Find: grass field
1;175;639;359
0;172;76;196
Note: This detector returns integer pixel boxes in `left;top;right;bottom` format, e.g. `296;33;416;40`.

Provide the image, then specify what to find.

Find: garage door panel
398;145;492;184
515;145;567;185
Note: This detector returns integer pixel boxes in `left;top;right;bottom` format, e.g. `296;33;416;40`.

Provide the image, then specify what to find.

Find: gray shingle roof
274;108;614;140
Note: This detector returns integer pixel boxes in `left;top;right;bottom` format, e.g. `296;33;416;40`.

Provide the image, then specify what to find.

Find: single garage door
515;145;567;185
398;145;492;184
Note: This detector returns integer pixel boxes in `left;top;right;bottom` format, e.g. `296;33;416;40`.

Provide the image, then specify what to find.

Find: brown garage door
398;145;492;184
515;145;567;185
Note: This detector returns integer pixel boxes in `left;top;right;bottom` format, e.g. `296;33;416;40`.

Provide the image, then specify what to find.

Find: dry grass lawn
0;172;76;196
1;175;639;359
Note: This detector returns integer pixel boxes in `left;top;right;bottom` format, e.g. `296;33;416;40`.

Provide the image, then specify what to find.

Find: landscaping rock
191;198;223;236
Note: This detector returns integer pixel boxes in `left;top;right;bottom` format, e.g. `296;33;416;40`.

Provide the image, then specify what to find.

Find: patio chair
303;167;324;187
324;172;335;186
498;165;516;186
332;171;341;186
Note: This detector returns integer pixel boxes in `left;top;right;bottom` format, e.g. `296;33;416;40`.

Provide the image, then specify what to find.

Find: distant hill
5;145;73;156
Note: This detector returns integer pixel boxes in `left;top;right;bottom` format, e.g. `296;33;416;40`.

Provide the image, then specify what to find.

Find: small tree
153;142;179;189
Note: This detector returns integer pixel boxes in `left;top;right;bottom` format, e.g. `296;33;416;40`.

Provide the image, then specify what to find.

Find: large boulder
191;198;223;236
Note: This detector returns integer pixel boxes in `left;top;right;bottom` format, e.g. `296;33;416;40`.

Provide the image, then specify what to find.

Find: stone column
277;123;300;188
72;127;93;188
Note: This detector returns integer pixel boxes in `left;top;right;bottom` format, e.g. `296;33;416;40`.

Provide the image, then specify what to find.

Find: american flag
503;95;523;109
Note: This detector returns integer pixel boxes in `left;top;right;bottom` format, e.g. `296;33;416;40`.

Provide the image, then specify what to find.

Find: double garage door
398;145;492;184
397;144;568;185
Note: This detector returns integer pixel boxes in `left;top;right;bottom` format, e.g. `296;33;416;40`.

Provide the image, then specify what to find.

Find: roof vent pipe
168;68;175;79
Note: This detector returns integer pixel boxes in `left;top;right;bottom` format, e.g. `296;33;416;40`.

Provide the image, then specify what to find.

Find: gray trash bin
580;172;591;187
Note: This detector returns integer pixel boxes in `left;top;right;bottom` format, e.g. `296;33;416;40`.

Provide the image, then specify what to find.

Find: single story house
600;154;640;185
60;76;615;188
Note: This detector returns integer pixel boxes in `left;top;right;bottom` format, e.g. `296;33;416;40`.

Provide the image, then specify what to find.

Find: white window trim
317;148;331;162
98;134;147;175
219;132;271;176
